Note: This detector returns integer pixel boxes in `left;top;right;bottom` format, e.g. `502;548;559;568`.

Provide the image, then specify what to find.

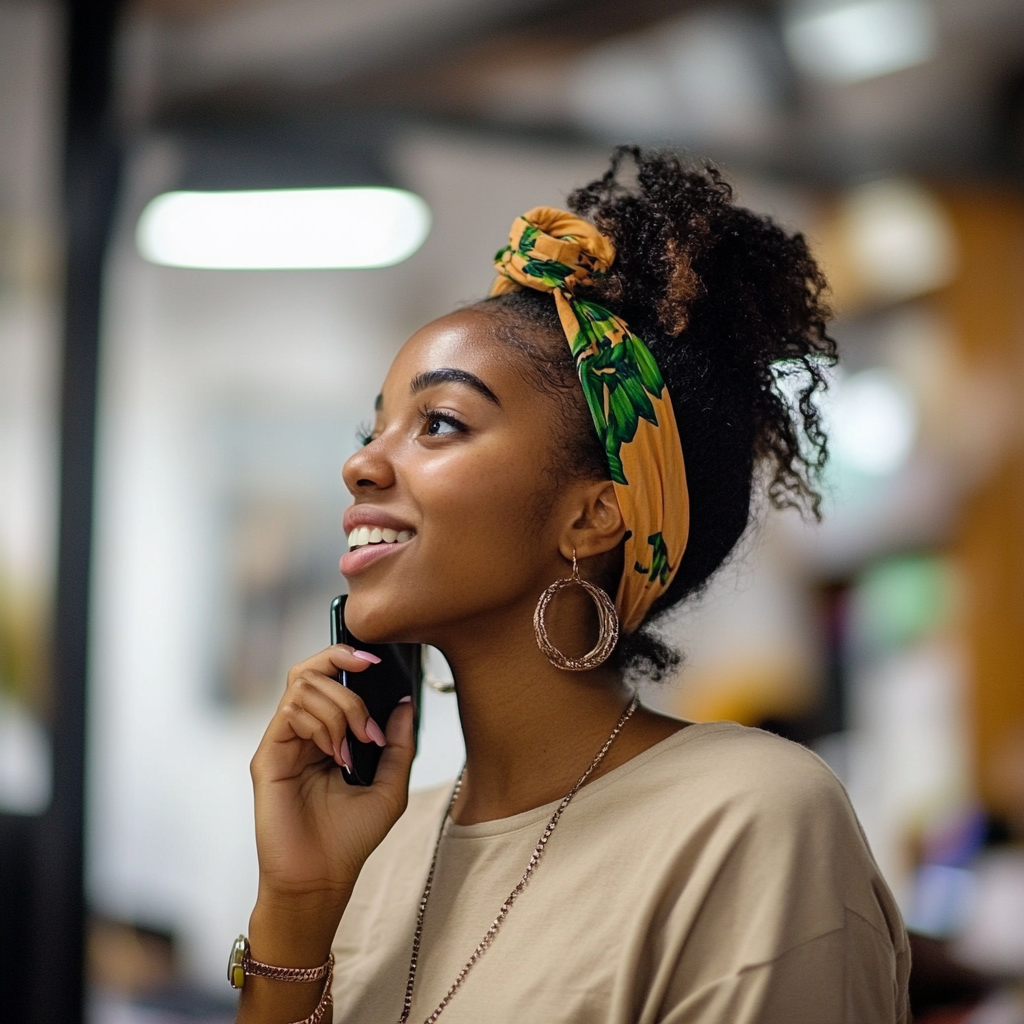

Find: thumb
371;700;416;804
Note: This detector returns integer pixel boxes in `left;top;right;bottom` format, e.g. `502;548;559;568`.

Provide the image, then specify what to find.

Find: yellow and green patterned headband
491;206;689;634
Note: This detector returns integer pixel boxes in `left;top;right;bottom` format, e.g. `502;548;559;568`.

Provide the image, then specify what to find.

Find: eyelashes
421;407;466;437
355;408;467;446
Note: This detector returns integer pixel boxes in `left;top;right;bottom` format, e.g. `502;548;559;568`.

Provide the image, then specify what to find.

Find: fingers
278;705;339;765
256;647;403;791
370;700;416;807
277;671;386;751
287;644;380;688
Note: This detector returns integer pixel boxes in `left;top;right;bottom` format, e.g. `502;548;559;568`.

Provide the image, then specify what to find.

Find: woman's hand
252;644;415;899
241;644;415;1023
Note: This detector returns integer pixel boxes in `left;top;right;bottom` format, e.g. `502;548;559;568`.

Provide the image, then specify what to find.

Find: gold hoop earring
534;551;619;671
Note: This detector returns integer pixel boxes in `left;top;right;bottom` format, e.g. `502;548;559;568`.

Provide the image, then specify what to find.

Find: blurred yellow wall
941;192;1024;819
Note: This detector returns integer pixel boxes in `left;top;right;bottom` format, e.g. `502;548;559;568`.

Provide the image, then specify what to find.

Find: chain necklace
396;693;640;1024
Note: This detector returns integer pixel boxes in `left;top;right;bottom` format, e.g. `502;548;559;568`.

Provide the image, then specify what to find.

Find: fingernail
399;696;412;704
353;650;381;664
365;719;386;747
340;736;353;771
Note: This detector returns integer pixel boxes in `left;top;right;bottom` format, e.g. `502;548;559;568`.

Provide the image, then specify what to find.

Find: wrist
249;887;352;969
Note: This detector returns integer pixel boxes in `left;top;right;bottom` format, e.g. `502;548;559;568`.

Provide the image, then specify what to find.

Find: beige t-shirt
332;722;910;1024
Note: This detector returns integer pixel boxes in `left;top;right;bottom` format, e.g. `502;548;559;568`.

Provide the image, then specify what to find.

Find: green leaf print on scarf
518;224;541;253
633;532;672;585
496;232;576;289
569;298;666;486
521;258;575;288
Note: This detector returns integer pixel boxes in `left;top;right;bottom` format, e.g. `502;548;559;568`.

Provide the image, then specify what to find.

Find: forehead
380;310;532;409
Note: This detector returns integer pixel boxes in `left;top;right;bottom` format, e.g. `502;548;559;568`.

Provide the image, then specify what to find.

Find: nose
342;435;396;495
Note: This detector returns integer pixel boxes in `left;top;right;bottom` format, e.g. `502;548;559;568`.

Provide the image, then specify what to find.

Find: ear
559;480;625;561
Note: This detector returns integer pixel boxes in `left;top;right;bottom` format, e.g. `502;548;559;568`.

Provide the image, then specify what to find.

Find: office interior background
1;0;1024;1021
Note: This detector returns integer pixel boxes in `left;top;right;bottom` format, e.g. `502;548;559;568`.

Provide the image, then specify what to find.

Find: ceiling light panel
136;187;431;270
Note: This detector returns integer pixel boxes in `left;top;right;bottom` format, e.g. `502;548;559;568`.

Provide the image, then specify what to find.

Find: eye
356;421;374;446
423;409;464;437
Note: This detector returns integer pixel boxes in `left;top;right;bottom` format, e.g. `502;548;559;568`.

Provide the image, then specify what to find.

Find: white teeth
349;525;414;549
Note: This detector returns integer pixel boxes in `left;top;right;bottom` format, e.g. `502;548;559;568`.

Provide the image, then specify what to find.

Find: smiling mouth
347;526;414;550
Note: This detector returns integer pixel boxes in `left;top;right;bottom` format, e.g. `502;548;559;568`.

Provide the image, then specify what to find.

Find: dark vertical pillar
0;815;36;1023
29;3;121;1022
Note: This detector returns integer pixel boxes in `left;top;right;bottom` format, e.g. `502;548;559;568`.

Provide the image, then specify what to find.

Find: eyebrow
409;367;501;406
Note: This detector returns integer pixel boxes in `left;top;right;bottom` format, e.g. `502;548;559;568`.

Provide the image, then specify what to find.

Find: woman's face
340;309;602;647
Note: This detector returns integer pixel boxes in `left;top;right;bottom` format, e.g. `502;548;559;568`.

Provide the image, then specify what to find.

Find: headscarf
491;206;689;633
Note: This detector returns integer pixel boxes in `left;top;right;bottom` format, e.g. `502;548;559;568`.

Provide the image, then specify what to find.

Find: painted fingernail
365;719;387;747
340;736;353;771
353;650;381;664
399;696;412;704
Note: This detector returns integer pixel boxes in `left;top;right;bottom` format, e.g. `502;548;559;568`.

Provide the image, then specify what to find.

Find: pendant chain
396;694;640;1024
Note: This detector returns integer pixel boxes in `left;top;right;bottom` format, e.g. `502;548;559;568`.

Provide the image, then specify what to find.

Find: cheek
416;439;548;571
349;435;558;641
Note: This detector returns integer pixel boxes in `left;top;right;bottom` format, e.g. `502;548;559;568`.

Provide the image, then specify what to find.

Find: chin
343;585;423;645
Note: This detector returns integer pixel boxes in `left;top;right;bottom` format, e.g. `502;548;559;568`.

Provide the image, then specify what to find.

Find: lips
342;505;415;537
340;505;416;577
340;541;409;576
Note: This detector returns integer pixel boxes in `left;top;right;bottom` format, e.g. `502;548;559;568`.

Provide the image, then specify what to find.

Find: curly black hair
479;147;836;680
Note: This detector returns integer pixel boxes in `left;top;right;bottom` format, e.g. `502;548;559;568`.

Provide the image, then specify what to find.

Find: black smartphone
330;595;421;786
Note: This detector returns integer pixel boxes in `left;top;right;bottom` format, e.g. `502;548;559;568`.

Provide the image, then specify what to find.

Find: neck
432;601;681;825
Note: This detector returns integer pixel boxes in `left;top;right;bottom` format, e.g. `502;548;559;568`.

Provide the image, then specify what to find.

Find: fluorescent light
136;187;431;269
830;367;917;476
785;0;936;83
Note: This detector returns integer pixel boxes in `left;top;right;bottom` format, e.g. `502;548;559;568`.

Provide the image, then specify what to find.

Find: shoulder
626;723;887;907
644;722;906;942
634;724;908;975
643;720;853;825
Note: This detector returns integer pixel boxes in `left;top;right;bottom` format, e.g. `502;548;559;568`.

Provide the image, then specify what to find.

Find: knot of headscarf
491;206;689;634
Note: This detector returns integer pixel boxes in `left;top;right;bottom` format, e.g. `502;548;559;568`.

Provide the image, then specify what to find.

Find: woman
236;149;910;1024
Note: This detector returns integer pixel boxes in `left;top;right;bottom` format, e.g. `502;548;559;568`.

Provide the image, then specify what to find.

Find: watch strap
228;934;333;988
227;934;334;1024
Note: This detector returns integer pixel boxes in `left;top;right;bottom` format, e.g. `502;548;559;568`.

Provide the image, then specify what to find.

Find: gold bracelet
290;960;333;1024
228;935;334;1024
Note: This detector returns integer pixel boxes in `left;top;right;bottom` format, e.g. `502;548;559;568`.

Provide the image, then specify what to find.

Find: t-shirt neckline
442;719;736;841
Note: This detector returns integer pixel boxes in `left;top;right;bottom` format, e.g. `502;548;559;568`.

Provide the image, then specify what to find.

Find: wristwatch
227;935;249;989
226;934;334;1024
227;934;333;990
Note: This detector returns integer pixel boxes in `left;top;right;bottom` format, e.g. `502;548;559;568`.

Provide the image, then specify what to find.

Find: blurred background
1;0;1023;1021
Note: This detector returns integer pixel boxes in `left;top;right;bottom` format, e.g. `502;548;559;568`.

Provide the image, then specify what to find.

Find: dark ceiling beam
150;0;726;125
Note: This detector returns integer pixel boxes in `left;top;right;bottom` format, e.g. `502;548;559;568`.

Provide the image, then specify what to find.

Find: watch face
228;935;248;989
